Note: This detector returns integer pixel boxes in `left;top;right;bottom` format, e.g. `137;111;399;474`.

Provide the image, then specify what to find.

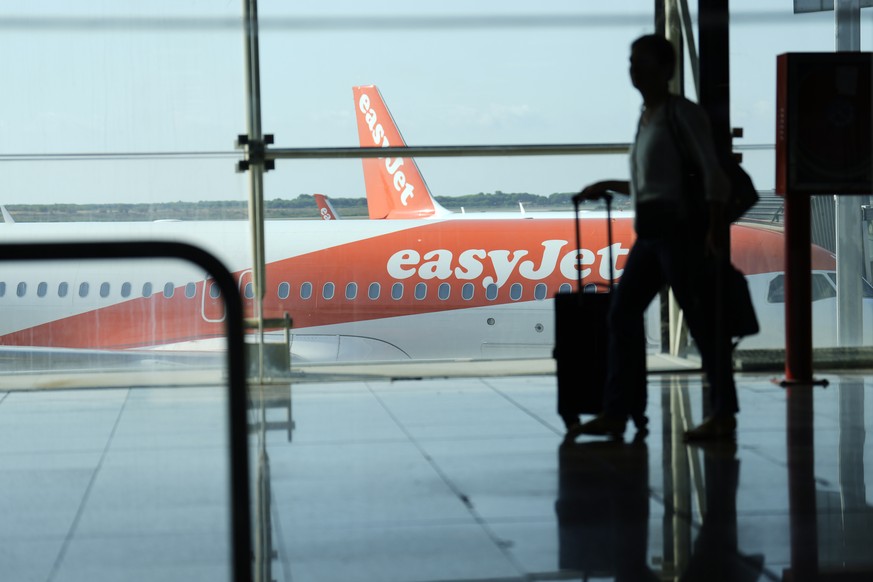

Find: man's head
629;34;675;94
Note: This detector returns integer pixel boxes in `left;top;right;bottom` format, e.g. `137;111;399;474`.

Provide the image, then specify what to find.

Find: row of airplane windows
0;280;593;301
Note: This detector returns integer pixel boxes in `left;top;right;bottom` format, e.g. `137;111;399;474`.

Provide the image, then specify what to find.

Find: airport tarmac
1;362;872;581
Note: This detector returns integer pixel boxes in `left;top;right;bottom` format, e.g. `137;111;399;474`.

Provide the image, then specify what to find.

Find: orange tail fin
314;194;340;220
353;85;448;219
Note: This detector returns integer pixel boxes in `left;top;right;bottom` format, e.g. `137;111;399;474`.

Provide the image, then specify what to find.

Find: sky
0;0;871;205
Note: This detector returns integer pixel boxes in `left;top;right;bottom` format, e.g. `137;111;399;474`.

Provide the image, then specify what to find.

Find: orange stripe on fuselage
0;220;829;350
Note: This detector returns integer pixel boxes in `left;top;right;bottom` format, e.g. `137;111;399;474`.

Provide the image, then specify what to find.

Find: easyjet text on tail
353;85;449;219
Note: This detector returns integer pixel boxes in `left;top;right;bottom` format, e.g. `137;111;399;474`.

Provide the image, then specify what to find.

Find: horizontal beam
267;144;631;159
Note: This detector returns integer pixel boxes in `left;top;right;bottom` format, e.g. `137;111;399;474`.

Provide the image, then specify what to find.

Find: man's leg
663;242;739;437
601;239;664;421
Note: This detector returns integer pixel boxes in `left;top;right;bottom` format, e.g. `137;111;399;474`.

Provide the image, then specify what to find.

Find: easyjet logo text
386;240;628;288
358;93;416;206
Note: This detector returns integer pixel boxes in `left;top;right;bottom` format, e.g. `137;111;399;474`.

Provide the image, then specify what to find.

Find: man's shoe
576;414;626;438
684;414;736;441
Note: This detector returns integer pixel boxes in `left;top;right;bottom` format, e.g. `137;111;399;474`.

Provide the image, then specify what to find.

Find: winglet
353;85;449;219
1;206;15;224
314;194;340;220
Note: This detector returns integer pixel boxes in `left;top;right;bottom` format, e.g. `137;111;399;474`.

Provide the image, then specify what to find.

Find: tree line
4;191;628;222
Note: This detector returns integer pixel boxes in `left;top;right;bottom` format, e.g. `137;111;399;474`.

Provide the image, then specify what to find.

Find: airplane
1;205;15;224
0;88;867;364
314;194;341;220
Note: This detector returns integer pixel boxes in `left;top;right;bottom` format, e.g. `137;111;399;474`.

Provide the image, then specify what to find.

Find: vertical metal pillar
785;196;815;382
242;0;267;379
698;0;732;400
666;0;689;358
835;0;864;347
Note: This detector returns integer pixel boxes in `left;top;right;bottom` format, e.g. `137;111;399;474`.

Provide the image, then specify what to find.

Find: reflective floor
2;370;873;581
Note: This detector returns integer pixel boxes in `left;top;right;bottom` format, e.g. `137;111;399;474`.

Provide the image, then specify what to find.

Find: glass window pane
534;283;547;300
301;282;313;300
509;283;522;301
345;282;357;300
323;282;335;300
462;283;474;301
368;282;380;300
415;283;427;300
278;282;290;300
438;283;450;300
391;283;403;300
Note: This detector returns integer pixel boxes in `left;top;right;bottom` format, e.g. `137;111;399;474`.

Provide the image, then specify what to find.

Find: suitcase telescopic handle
572;192;614;293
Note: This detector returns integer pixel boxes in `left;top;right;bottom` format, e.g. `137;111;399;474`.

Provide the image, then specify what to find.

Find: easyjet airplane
0;89;867;364
314;194;340;220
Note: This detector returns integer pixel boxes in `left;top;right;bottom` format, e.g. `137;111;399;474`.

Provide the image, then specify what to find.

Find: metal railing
0;241;252;582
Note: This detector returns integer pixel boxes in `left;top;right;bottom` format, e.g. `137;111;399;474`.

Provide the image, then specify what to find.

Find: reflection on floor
2;371;873;581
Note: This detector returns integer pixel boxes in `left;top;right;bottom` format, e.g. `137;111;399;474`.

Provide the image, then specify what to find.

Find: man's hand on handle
574;180;630;204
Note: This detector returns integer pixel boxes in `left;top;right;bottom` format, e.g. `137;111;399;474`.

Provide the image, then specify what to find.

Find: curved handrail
0;240;251;582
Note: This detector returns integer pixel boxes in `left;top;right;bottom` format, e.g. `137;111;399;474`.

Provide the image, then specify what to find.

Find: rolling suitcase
553;194;615;432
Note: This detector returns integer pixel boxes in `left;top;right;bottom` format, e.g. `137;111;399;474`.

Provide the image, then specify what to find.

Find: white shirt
629;96;729;212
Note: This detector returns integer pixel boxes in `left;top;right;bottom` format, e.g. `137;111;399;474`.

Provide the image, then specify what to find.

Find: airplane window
37;282;47;298
79;282;89;298
301;282;313;300
462;282;474;300
17;282;26;297
767;275;784;303
278;282;290;300
811;274;836;302
509;283;522;301
368;282;380;300
534;283;547;300
164;283;175;299
438;283;450;300
142;282;153;298
584;283;598;294
415;282;427;300
486;283;498;301
185;282;196;299
100;283;110;298
323;282;335;300
57;282;67;298
209;282;220;299
558;283;572;294
826;272;873;298
0;282;5;297
391;282;403;300
243;282;253;300
345;282;357;300
121;282;132;298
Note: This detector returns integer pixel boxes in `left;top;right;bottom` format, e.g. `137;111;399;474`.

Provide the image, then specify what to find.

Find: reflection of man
682;442;764;582
555;437;658;581
575;34;737;440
